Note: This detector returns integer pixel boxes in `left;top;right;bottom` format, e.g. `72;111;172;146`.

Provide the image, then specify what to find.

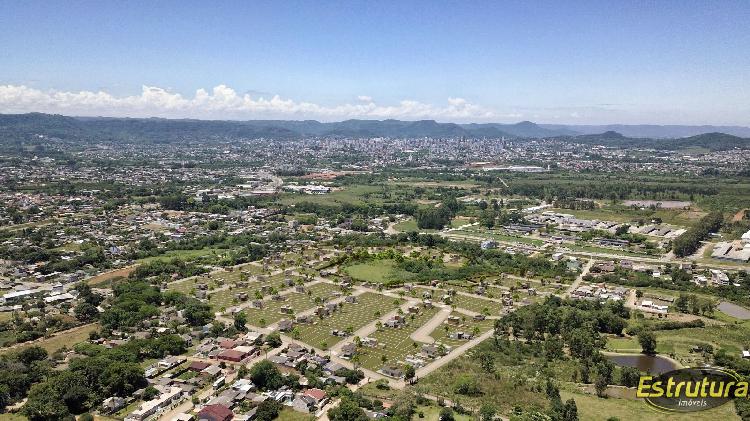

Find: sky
0;0;749;125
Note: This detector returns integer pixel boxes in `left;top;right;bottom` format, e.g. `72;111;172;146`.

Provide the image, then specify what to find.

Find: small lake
718;301;750;320
606;353;679;375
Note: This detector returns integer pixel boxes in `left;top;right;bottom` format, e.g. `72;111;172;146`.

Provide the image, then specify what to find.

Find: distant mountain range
540;123;750;138
0;112;749;151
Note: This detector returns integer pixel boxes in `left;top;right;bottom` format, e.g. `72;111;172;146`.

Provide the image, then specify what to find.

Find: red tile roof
198;404;233;421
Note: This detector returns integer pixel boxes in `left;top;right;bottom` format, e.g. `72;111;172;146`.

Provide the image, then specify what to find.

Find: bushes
671;212;723;257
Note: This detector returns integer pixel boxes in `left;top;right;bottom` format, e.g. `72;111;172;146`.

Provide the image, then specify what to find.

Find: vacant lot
560;389;738;421
87;266;136;286
344;259;414;285
0;323;99;356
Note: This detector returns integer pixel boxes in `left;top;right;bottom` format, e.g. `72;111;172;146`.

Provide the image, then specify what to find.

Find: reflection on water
606;353;678;375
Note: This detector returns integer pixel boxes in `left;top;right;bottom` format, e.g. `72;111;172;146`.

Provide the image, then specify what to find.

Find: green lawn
274;407;314;421
343;259;415;285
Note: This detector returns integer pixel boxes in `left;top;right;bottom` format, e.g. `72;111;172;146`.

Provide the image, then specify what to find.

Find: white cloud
0;84;499;122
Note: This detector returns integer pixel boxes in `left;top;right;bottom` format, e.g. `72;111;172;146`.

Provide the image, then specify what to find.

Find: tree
439;407;455;421
142;385;159;400
74;302;99;322
328;397;368;421
233;311;248;332
619;367;641;387
250;360;284;390
101;361;147;396
17;346;48;366
479;404;496;421
478;351;496;373
404;364;416;383
638;330;657;355
265;331;282;348
183;301;213;326
255;400;283;421
22;382;70;421
562;398;579;421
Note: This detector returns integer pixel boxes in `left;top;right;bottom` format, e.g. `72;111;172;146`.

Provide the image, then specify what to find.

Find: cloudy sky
1;0;749;125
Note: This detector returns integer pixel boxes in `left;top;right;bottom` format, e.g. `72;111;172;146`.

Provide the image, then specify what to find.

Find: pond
605;353;679;375
718;301;750;320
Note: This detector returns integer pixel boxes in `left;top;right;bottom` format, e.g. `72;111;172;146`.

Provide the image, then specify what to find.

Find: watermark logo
637;367;748;412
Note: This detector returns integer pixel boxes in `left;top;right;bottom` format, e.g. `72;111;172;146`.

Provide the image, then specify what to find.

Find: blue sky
1;0;748;124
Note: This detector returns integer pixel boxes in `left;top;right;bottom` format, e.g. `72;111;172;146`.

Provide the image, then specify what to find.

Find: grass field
358;306;441;371
450;293;505;316
429;312;495;346
0;323;99;356
343;259;416;285
275;407;314;421
415;405;473;421
559;389;739;421
295;292;401;349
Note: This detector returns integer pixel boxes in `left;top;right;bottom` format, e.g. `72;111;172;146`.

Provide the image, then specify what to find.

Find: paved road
409;306;451;344
563;258;594;298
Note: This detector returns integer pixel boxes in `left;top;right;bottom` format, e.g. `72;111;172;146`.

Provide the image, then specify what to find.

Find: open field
415;405;473;421
295;292;401;349
87;265;136;286
0;323;99;356
357;306;441;371
275;407;314;421
278;184;384;206
343;259;417;285
559;389;739;421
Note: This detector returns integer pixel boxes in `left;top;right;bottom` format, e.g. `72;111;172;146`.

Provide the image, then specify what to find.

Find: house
124;386;183;421
380;366;404;378
278;319;294;331
217;349;248;363
340;343;357;359
303;388;327;406
102;396;126;413
421;344;443;358
188;361;211;372
292;395;317;413
202;364;222;378
197;404;234;421
361;337;378;347
710;269;730;286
